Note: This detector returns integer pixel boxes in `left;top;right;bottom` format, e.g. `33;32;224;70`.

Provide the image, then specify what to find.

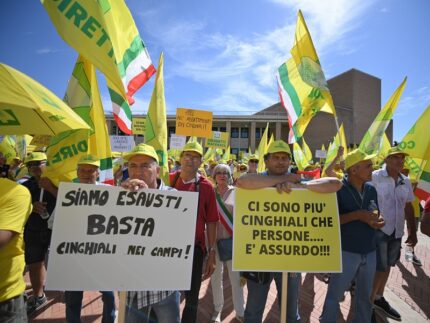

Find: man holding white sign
236;140;341;323
121;144;180;323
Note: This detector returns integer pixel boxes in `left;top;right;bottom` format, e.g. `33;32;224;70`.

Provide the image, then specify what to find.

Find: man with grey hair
121;144;180;323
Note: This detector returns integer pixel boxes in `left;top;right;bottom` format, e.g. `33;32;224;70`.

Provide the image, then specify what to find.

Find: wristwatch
208;246;216;254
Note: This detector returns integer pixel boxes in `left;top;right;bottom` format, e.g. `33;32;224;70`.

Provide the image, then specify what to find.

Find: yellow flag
277;10;336;143
322;124;345;176
339;122;347;153
321;143;326;151
293;142;310;170
268;133;274;148
359;77;407;155
203;147;215;163
145;53;169;184
257;123;269;173
374;133;391;167
301;137;313;162
397;105;430;160
221;146;231;163
405;157;427;183
44;56;113;186
0;137;17;161
42;0;155;134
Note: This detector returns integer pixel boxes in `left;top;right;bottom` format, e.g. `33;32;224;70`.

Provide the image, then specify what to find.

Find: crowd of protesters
1;138;429;323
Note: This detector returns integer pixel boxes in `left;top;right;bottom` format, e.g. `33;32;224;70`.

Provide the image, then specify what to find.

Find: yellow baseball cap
123;144;159;163
267;140;291;155
344;149;376;170
78;155;100;167
385;146;409;158
25;152;47;163
182;141;203;156
248;154;259;161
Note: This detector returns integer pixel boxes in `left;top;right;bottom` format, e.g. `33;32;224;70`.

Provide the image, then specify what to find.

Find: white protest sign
315;150;327;158
170;134;186;150
109;135;135;152
46;183;198;291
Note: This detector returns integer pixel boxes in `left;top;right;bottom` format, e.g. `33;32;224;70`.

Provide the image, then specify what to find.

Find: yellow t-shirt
0;178;32;302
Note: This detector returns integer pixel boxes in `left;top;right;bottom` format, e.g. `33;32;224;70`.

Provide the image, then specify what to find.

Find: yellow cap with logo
344;149;376;170
385;146;409;158
25;152;47;163
182;141;203;156
77;155;100;167
267;140;291;155
123;144;159;163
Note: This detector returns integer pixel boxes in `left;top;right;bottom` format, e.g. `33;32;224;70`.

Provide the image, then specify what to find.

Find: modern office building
106;68;392;156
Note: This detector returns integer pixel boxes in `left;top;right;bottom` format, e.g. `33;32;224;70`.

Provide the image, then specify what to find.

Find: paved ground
28;230;429;322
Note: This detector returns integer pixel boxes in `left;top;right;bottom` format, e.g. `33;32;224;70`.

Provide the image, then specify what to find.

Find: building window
112;124;119;135
112;123;126;135
220;127;226;132
168;127;176;137
212;126;218;131
231;127;239;138
256;128;261;139
231;148;239;155
240;127;249;138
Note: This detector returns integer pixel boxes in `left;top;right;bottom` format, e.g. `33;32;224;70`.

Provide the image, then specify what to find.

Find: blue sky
1;0;429;142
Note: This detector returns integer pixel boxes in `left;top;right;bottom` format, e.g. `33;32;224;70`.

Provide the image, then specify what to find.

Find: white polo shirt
372;166;414;238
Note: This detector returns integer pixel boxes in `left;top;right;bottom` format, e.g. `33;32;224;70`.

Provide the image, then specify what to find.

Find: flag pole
118;291;127;323
280;272;288;323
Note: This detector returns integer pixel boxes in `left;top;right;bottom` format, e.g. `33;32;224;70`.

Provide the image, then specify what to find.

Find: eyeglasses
181;154;201;162
129;162;156;169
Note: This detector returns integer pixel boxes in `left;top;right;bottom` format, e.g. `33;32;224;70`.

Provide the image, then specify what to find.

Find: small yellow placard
233;188;341;272
132;117;145;135
205;131;229;149
175;108;213;138
30;135;52;147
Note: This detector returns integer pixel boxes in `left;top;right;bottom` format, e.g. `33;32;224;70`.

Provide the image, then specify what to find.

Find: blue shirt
337;177;379;254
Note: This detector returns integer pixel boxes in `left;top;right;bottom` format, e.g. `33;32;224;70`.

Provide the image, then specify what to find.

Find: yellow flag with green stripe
397;105;430;160
44;55;113;186
42;0;155;134
277;10;336;143
145;53;169;184
359;77;407;155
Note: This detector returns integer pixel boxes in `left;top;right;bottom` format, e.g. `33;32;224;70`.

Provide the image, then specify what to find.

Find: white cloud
137;0;375;114
396;86;430;117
